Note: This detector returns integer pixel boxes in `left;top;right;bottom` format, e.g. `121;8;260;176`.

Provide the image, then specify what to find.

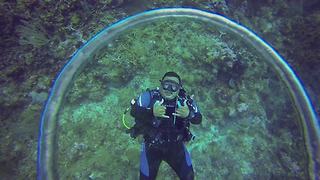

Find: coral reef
15;20;50;48
0;0;318;179
56;19;308;179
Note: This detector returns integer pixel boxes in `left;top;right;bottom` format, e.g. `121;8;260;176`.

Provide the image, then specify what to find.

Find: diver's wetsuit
130;89;202;180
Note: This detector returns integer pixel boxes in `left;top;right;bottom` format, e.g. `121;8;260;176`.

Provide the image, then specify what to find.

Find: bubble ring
37;8;319;180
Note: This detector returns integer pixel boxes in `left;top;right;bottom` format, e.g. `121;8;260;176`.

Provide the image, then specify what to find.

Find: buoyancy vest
129;88;196;142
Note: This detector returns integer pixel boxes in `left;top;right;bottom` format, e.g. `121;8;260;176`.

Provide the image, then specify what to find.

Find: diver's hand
173;99;190;118
153;99;169;118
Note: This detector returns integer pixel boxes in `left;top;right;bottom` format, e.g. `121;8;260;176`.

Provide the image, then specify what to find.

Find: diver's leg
139;143;162;180
165;142;194;180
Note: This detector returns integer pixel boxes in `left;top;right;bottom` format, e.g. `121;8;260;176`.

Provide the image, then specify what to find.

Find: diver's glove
173;99;190;119
153;99;170;119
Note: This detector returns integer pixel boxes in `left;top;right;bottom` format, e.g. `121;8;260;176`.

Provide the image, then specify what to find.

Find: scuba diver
128;72;202;180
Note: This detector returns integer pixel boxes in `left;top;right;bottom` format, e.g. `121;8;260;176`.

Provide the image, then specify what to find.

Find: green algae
55;18;308;179
1;0;317;179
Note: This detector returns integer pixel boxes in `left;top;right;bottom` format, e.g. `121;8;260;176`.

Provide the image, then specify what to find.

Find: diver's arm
130;102;153;120
188;112;202;124
186;99;202;124
130;91;154;121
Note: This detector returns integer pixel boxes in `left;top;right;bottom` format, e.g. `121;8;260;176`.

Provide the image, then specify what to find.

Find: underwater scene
57;18;308;179
0;0;319;180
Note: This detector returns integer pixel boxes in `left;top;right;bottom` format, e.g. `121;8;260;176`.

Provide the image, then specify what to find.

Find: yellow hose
122;107;131;129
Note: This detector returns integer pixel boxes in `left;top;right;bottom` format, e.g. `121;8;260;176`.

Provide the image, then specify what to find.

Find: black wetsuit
130;89;202;180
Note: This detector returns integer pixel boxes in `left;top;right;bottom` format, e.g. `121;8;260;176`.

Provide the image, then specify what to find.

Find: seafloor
0;0;319;179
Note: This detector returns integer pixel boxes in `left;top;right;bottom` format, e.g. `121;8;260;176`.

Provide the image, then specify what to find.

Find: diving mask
161;80;181;92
